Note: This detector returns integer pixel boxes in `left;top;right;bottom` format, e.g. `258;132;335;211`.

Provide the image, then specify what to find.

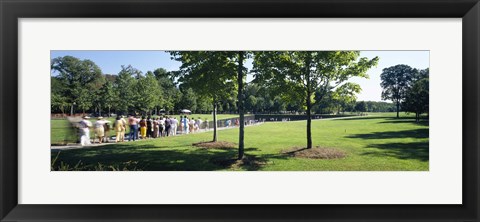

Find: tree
114;65;137;114
331;82;361;114
51;56;104;114
380;64;416;118
170;51;236;143
355;101;367;113
403;68;429;122
51;76;69;114
51;93;69;114
253;51;378;149
135;71;163;115
154;68;181;114
236;51;249;159
177;87;198;113
98;81;117;116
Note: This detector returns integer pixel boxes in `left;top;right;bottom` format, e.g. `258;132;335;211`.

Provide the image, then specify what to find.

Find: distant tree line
51;56;241;116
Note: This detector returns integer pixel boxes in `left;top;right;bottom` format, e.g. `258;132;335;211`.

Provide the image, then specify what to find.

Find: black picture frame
1;0;479;221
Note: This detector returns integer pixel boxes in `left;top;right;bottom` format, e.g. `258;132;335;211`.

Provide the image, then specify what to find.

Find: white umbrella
180;109;191;113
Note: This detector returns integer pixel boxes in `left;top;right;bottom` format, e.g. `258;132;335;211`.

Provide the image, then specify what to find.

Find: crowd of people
75;115;211;146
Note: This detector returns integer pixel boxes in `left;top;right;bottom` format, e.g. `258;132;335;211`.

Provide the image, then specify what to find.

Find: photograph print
50;50;429;171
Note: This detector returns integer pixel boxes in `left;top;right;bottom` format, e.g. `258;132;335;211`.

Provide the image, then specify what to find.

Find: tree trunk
306;92;312;149
396;101;400;118
212;100;218;142
108;107;111;117
237;51;245;160
305;55;313;149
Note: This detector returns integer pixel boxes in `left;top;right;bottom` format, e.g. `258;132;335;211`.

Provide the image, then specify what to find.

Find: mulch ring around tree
192;141;237;150
281;146;347;159
210;155;267;170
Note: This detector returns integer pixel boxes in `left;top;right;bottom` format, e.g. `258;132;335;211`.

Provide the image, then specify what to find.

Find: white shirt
79;119;92;128
94;120;109;128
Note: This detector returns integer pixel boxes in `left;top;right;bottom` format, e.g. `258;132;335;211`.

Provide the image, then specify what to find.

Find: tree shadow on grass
51;143;290;171
332;116;391;121
52;143;241;171
346;128;428;140
334;116;429;126
362;142;429;161
378;118;429;126
208;147;288;171
345;128;429;161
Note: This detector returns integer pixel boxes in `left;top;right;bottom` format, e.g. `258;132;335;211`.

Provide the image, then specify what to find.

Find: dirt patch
281;146;346;159
211;155;267;170
192;141;237;149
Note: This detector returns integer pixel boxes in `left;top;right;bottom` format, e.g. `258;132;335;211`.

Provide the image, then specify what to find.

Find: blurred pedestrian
94;116;110;144
114;116;125;142
79;116;92;146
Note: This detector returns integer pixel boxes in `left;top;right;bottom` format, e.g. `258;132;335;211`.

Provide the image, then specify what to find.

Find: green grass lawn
51;112;429;171
51;114;243;145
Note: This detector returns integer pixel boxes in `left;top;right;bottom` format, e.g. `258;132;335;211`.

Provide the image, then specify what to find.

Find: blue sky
51;50;429;102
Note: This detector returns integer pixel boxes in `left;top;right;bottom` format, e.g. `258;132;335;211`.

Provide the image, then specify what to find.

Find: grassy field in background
51;112;429;171
51;114;243;145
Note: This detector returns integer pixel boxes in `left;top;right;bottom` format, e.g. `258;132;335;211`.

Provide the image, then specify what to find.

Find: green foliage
253;51;379;147
135;71;163;114
154;68;181;113
98;81;117;115
177;88;198;112
403;69;429;121
380;64;418;117
355;101;367;112
351;101;396;112
253;51;378;106
170;51;241;142
114;65;137;113
51;56;104;113
170;51;237;102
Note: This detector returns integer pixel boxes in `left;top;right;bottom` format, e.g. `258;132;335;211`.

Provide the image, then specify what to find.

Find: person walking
94;116;110;144
189;117;195;133
159;117;165;137
196;117;203;131
114;116;125;142
128;115;139;141
119;115;127;142
183;115;189;134
146;116;153;138
153;117;159;138
164;116;171;137
78;116;92;146
178;116;183;134
168;117;175;136
139;116;147;139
